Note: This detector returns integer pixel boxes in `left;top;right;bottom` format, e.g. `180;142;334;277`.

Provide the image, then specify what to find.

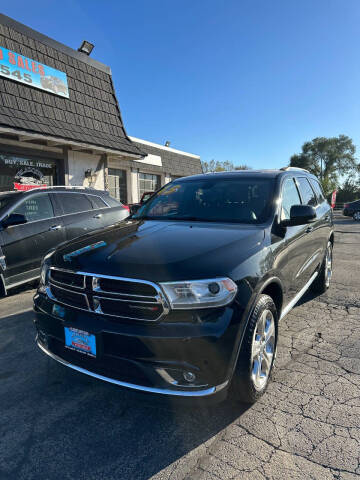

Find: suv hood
53;219;265;282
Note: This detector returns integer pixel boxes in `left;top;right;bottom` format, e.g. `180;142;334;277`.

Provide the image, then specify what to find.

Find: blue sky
2;0;360;169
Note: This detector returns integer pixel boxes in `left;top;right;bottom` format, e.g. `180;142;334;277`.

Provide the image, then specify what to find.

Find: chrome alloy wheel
325;243;333;288
354;211;360;221
251;309;276;391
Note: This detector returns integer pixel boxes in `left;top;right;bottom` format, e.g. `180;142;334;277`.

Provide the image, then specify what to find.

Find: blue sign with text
0;45;69;98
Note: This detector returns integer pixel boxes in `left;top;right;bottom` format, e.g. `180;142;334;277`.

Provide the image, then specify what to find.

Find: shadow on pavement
0;309;249;480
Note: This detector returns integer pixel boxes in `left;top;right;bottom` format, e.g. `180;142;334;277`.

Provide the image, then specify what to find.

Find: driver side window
13;194;54;222
281;178;301;221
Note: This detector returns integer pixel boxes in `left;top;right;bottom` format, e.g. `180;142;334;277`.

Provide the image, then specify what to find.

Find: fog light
183;371;196;383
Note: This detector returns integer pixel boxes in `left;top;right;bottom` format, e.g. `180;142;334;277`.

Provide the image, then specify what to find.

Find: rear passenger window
13;194;54;222
89;195;108;209
106;196;122;207
309;179;325;203
57;193;93;214
281;178;301;221
297;177;317;206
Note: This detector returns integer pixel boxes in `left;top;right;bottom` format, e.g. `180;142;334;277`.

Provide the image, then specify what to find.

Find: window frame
295;176;318;207
309;178;325;205
138;172;161;200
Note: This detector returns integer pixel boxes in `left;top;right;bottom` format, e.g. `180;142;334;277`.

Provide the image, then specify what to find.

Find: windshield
133;177;275;224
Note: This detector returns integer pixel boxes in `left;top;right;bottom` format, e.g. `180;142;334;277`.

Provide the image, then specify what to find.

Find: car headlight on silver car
160;278;237;309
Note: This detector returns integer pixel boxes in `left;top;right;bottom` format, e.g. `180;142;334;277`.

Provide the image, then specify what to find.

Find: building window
108;168;127;204
139;173;161;199
0;152;58;192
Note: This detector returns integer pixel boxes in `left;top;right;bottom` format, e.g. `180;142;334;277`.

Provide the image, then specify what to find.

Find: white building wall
68;150;104;189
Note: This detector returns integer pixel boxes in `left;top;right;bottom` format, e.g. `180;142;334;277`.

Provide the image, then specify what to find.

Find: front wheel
353;211;360;221
231;294;277;404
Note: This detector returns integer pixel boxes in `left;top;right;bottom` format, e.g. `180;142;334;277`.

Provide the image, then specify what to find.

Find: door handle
306;226;314;233
49;225;62;231
93;214;103;219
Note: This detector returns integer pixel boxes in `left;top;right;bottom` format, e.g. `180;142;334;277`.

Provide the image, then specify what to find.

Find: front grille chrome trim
93;296;164;322
49;267;86;290
47;284;90;311
46;268;169;321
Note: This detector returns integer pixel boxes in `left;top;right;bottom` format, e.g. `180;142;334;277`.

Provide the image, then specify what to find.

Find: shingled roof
0;14;143;157
129;137;202;177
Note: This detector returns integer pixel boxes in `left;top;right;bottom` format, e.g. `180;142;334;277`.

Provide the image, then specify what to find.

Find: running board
279;271;318;321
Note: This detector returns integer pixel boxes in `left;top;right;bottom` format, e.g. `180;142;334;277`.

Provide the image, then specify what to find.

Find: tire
231;294;278;404
353;211;360;221
310;240;333;294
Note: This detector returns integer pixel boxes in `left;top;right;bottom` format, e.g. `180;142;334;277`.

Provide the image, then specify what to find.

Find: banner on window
0;45;69;98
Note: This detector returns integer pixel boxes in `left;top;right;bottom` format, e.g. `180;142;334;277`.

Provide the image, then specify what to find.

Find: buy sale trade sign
0;45;69;98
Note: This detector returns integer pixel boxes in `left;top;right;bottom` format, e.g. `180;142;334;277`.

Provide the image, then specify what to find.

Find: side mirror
2;213;27;228
130;204;141;215
282;205;316;227
140;193;152;204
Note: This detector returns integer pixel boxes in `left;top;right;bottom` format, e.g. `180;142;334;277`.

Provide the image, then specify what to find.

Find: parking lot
0;214;359;480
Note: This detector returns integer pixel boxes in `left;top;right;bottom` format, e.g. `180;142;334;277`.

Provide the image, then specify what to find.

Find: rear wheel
231;294;277;404
353;211;360;221
311;241;333;294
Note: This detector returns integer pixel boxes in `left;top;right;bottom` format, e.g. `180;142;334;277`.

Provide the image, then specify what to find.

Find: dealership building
0;14;201;203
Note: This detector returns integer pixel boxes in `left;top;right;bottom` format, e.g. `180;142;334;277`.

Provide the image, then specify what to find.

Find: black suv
343;199;360;217
0;187;129;295
34;169;334;404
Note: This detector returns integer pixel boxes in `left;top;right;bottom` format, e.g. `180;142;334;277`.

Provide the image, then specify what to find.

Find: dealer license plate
64;327;96;357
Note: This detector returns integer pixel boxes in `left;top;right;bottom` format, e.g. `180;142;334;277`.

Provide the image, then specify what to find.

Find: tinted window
134;178;274;224
89;195;108;209
309;179;325;203
13;194;54;222
0;193;18;212
281;178;301;221
57;193;93;214
297;177;317;206
106;196;122;207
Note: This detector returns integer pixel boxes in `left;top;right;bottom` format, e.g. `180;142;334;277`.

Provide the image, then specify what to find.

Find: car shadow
295;288;319;307
0;309;249;480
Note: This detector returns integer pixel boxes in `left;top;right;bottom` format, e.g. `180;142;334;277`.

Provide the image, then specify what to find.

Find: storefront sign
0;154;57;192
0;46;69;98
13;166;46;190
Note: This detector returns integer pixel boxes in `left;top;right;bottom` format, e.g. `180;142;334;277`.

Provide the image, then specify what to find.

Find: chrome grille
50;269;85;290
47;268;167;322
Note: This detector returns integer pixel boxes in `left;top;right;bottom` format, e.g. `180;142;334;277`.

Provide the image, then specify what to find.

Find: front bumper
36;339;228;397
34;293;245;399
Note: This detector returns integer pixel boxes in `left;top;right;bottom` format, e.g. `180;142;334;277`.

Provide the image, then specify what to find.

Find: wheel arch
259;278;283;318
227;275;283;385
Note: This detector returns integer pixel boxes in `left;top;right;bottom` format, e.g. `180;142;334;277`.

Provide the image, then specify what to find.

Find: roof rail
35;185;95;190
280;166;309;172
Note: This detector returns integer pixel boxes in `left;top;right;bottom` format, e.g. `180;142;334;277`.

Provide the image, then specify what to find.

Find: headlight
160;278;237;310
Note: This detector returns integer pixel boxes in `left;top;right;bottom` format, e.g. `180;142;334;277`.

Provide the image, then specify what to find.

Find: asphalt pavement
0;215;359;480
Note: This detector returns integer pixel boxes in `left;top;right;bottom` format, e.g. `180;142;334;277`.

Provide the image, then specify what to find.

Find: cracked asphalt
0;214;359;480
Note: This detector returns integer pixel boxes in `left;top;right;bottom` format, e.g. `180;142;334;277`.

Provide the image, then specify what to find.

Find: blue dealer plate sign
0;46;69;98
